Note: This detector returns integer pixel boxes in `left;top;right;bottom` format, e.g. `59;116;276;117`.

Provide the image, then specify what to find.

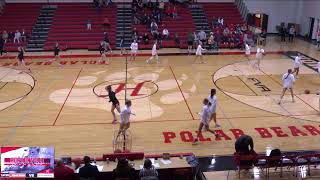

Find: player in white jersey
146;41;159;64
193;41;206;64
245;43;251;57
254;47;265;69
293;53;302;78
130;40;138;61
192;98;219;144
278;69;295;104
115;100;135;140
208;89;220;128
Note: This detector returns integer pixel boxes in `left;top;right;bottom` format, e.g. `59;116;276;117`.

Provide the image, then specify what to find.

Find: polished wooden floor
0;36;319;158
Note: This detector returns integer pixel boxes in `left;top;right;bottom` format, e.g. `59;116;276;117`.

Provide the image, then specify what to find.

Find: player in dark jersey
51;42;63;67
119;33;125;55
98;41;108;64
17;46;31;73
106;85;120;123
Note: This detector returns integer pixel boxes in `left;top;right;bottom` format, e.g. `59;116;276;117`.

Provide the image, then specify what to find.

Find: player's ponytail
210;89;216;98
285;69;292;79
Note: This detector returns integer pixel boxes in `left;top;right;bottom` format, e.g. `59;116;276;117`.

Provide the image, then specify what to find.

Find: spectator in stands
142;0;148;8
132;28;139;42
105;0;112;6
103;32;112;52
241;24;247;33
244;32;254;46
21;29;27;42
143;32;150;44
150;20;158;36
193;31;199;48
172;5;177;19
141;12;148;25
119;33;125;55
207;32;214;51
157;32;163;47
280;24;286;42
98;0;104;7
2;30;8;43
187;32;193;54
223;27;230;36
79;156;99;179
54;159;74;180
288;25;295;42
198;28;207;45
259;29;267;46
94;0;101;13
112;158;136;180
8;31;14;42
0;37;5;56
139;159;158;180
174;33;180;47
14;30;21;44
211;16;218;28
218;17;224;26
159;0;165;18
162;26;169;39
133;14;140;25
87;20;92;30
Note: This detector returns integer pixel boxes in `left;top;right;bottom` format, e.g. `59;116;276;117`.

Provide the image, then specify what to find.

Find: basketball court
0;37;320;158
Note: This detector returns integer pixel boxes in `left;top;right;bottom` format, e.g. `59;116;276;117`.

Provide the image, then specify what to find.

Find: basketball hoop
113;130;132;153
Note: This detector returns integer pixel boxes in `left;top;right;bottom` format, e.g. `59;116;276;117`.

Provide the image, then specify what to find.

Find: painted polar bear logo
49;67;196;121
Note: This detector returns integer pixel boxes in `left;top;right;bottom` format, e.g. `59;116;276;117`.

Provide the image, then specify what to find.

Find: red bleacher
133;4;195;49
202;2;244;26
44;3;117;50
0;3;41;52
0;2;246;51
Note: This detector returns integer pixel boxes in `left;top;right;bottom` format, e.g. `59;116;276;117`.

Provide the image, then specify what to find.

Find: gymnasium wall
298;0;320;39
243;0;301;33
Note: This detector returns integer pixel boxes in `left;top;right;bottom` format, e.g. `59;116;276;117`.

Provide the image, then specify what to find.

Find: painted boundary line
53;68;83;126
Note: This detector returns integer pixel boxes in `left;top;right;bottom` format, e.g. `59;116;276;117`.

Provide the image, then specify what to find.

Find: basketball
304;89;310;94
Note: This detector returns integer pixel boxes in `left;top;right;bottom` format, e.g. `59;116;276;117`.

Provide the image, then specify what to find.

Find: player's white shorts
201;119;209;126
120;119;129;125
196;52;202;56
283;85;293;89
293;63;300;68
256;54;262;59
245;51;250;55
210;107;216;114
131;50;137;54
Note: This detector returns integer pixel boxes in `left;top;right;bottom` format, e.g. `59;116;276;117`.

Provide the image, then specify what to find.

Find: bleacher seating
202;2;244;26
0;2;247;51
0;3;41;52
133;4;195;49
44;3;117;50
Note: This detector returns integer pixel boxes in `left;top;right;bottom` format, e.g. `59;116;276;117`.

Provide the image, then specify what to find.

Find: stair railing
235;0;249;23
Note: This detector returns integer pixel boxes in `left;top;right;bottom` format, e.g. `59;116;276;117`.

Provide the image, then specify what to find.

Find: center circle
93;79;159;100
